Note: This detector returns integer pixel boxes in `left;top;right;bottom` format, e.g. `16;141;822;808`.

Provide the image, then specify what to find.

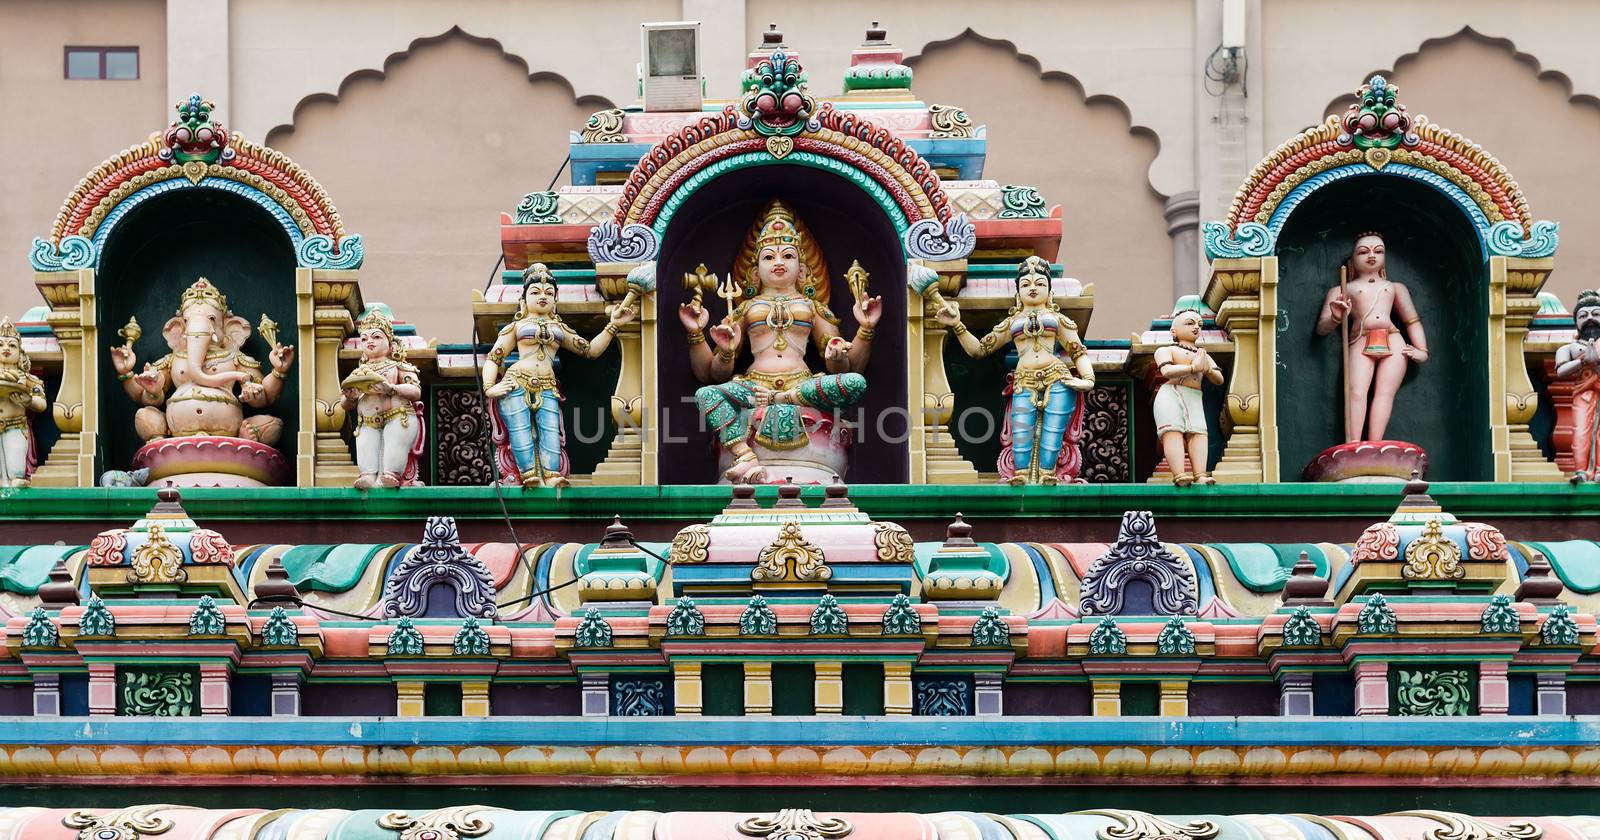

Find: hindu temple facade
2;14;1600;840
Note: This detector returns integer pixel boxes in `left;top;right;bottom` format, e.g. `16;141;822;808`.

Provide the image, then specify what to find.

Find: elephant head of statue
162;277;252;389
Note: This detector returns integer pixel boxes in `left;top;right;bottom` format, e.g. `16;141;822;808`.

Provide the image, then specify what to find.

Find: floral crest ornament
1156;617;1195;655
452;617;491;656
376;807;495;840
1402;519;1464;582
754;522;831;583
1080;511;1197;616
23;607;59;647
1394;668;1472;717
1389;810;1542;840
1079;810;1220;840
260;607;299;646
187;595;226;636
1357;593;1399;634
1481;594;1521;634
740;595;778;636
1351;521;1400;563
971;607;1011;647
666;597;706;636
1089;617;1127;655
79;595;115;638
384;517;498;620
881;593;921;635
1541;605;1580;647
1281;606;1322;647
736;809;853;840
387;617;425;655
574;608;613;648
128;525;185;585
63;806;176;840
809;594;849;635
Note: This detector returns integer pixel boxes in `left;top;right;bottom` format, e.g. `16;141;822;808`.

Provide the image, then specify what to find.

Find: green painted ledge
0;483;1594;521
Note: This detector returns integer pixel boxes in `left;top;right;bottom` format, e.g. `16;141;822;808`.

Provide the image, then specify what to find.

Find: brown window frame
64;46;140;80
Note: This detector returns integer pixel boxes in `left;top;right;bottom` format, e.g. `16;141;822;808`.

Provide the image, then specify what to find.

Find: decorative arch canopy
587;49;974;264
1203;75;1558;262
29;93;363;272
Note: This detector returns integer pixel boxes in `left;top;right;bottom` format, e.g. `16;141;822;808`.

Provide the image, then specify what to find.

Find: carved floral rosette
187;529;235;566
1464;523;1509;562
86;530;129;566
1351;522;1400;564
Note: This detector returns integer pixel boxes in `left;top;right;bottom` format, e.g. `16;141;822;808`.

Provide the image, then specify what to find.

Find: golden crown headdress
0;318;31;370
179;277;228;313
356;308;404;361
732;199;831;305
755;200;802;252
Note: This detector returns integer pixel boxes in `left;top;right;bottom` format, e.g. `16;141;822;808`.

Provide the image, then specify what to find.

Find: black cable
249;568;584;618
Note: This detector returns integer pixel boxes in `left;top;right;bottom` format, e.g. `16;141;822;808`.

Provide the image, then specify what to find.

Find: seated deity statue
0;319;46;487
483;264;636;488
679;199;881;484
1315;232;1429;443
339;309;424;489
935;255;1095;485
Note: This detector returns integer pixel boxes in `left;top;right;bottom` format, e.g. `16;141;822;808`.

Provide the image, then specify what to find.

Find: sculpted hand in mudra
678;301;709;333
110;345;136;376
824;337;850;365
934;300;961;327
854;295;884;327
710;320;742;353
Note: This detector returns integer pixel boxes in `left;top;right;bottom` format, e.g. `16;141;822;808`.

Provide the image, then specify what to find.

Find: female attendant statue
339;309;424;489
935;255;1095;485
483;264;635;488
681;200;880;484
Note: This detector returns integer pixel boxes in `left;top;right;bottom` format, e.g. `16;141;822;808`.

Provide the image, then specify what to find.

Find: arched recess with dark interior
1275;176;1488;481
653;164;909;485
96;189;299;475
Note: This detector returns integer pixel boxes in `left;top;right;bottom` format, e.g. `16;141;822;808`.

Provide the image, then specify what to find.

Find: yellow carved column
1500;258;1563;481
1158;679;1190;716
590;262;653;485
1091;679;1122;717
306;270;362;487
813;661;843;716
883;661;913;716
911;259;980;484
461;680;491;716
395;681;425;717
672;661;702;716
1208;258;1277;482
743;661;773;716
33;269;96;486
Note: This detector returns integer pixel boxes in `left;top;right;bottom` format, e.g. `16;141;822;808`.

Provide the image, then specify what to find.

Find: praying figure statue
1315;232;1428;442
935;255;1095;485
0;319;45;487
1557;289;1600;482
1153;309;1224;487
339;309;424;489
483;264;636;488
682;199;879;484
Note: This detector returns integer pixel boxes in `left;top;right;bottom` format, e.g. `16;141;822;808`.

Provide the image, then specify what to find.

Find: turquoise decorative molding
118;667;197;717
514;191;562;225
1281;606;1321;647
666;597;705;636
27;235;97;272
881;593;921;635
187;595;226;637
1487;219;1559;258
809;594;849;635
1088;617;1126;655
1202;221;1275;261
1541;605;1580;646
1394;667;1472;717
998;185;1047;219
260;607;299;646
971;606;1011;647
386;617;425;655
1155;617;1194;655
1480;594;1519;634
22;607;58;648
79;595;114;638
295;233;365;270
1357;593;1398;635
453;617;491;656
739;595;778;636
574;608;613;648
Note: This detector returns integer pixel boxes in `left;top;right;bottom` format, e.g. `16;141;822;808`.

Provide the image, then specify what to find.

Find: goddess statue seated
936;256;1095;485
483;264;636;488
680;200;881;484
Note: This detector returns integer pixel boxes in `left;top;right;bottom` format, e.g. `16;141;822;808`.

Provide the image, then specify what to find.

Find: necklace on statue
763;295;797;351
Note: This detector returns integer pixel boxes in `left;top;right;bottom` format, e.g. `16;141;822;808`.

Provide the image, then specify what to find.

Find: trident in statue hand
717;271;742;323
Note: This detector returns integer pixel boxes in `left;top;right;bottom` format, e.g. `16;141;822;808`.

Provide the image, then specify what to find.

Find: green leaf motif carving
881;593;922;635
22;607;58;647
809;594;849;636
1281;606;1322;647
514;191;561;225
1357;593;1398;634
666;597;705;636
1089;616;1127;655
1155;616;1195;655
1541;605;1580;646
187;595;227;636
998;184;1048;219
972;607;1012;647
260;607;299;646
79;595;114;638
453;616;491;656
1480;594;1520;634
1394;667;1472;716
740;595;777;636
387;617;426;655
574;608;613;648
119;668;197;717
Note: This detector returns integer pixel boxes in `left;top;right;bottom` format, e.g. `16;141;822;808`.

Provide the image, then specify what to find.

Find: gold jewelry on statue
178;278;227;313
686;330;706;345
951;323;969;336
604;323;620;337
716;347;737;363
855;325;875;341
117;371;134;382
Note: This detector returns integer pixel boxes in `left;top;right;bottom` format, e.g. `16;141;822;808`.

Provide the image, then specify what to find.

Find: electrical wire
1202;45;1248;98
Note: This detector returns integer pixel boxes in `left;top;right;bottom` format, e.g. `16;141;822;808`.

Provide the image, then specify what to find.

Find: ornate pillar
1477;660;1509;716
1208;258;1278;482
1091;680;1121;717
908;259;979;484
306;270;361;487
1278;672;1314;716
581;672;609;716
590;262;654;485
395;680;425;717
32;673;61;716
1498;258;1563;481
1163;192;1201;301
813;661;843;716
270;672;301;716
461;680;491;717
88;663;116;716
1353;661;1388;716
199;664;231;716
33;269;96;486
883;662;913;716
973;672;1003;716
1158;679;1189;716
743;661;773;716
673;661;702;716
1537;672;1567;716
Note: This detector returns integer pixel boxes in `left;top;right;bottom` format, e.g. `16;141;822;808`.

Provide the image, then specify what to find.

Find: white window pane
104;50;137;80
648;29;695;77
66;50;100;79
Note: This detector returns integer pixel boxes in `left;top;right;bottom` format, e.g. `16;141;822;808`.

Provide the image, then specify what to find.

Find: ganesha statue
682;199;879;484
110;277;295;486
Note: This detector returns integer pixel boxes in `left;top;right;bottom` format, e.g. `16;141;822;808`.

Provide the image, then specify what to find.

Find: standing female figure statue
340;309;424;489
483;264;636;488
681;200;880;484
935;255;1095;485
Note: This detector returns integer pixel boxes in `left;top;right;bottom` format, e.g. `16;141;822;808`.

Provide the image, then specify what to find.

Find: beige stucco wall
0;0;167;323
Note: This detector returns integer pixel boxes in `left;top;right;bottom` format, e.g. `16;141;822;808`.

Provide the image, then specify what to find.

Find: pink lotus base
715;407;852;485
1302;439;1428;483
133;436;291;487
